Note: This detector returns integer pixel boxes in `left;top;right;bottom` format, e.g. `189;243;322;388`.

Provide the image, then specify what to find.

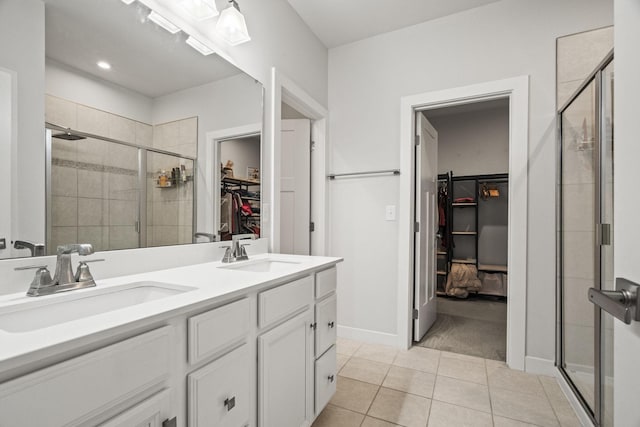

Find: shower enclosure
557;51;613;426
46;125;195;254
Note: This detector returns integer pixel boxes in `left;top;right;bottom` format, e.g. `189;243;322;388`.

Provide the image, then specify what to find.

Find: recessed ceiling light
185;36;214;56
148;11;181;34
121;0;136;4
97;61;111;70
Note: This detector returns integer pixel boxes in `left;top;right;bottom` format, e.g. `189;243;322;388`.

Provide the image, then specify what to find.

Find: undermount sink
218;259;301;273
0;281;196;333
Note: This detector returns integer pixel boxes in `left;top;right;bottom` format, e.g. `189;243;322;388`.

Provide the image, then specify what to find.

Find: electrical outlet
385;205;396;221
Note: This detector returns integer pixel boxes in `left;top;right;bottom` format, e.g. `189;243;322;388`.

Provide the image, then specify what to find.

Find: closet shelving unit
440;172;509;296
220;176;260;239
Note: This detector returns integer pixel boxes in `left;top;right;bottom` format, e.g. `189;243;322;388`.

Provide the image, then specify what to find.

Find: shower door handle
588;278;640;324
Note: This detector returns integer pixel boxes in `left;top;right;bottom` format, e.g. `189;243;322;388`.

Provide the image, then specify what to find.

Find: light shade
179;0;219;21
148;11;181;34
186;36;215;56
216;2;251;46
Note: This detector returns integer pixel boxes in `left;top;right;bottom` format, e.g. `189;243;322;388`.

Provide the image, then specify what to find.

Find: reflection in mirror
0;0;263;259
219;135;261;240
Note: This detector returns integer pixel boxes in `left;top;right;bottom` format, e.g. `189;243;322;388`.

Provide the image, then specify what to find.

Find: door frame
398;76;529;370
268;68;329;255
204;123;262;238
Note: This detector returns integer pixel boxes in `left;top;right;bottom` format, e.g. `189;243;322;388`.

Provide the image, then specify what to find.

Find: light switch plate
385;205;396;221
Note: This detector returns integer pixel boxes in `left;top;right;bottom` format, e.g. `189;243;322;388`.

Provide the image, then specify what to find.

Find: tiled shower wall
46;95;196;253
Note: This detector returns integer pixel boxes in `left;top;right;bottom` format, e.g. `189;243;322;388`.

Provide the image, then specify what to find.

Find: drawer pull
310;322;317;330
224;396;236;411
328;321;335;329
327;374;335;383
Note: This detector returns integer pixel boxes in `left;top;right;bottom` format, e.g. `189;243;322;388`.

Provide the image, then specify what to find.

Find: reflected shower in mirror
0;0;263;259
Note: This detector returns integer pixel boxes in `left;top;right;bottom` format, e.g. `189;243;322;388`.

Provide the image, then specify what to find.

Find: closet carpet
417;296;507;361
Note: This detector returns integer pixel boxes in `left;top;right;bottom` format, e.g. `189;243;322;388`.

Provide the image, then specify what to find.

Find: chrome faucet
194;232;217;242
53;244;95;286
13;240;45;257
15;243;104;297
220;237;253;263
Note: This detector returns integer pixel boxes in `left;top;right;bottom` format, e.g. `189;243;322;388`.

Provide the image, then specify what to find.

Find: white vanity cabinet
0;259;341;427
312;267;338;418
0;327;173;427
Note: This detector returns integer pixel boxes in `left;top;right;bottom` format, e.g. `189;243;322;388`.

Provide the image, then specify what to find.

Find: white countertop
0;253;342;376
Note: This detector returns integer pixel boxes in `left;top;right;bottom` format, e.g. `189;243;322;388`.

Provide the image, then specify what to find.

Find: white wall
428;106;509;176
0;0;45;252
220;137;261;181
46;60;154;124
328;0;613;360
613;0;640;425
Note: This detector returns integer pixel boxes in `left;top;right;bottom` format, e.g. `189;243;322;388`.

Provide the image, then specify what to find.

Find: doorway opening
398;76;529;370
415;99;510;361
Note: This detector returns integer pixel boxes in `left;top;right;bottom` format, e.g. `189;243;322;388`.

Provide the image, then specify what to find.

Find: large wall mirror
0;0;263;259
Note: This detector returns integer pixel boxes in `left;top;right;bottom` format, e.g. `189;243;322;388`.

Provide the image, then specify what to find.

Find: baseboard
337;325;398;347
525;356;556;376
525;356;594;427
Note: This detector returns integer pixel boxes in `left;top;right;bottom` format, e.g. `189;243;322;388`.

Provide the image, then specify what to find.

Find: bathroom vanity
0;253;341;427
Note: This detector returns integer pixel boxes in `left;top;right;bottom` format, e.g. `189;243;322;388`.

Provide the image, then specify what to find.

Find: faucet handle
220;246;234;263
74;259;103;284
16;266;55;296
236;243;250;261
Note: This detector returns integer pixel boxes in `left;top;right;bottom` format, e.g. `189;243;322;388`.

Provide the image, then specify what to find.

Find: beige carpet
417;295;507;361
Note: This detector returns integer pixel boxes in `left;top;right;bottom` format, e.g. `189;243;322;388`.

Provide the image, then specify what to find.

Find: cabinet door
188;344;251;427
315;293;337;357
99;389;171;427
258;309;313;427
315;345;337;416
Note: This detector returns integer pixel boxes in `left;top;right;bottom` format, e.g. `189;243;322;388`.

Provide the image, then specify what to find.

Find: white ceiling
45;0;242;98
423;98;509;119
286;0;501;48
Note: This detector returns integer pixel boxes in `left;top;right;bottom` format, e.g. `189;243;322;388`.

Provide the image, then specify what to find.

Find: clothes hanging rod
327;169;400;180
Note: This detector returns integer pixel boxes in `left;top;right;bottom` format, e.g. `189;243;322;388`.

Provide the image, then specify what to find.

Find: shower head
52;131;86;140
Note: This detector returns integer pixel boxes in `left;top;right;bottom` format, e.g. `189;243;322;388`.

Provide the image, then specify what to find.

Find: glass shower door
558;55;614;426
560;78;597;413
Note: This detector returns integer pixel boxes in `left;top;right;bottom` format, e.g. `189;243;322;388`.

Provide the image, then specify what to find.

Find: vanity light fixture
148;10;181;34
185;36;215;56
179;0;219;21
97;61;112;70
216;0;251;46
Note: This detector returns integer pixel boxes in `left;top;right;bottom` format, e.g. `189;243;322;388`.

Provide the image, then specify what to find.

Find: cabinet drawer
258;276;313;328
315;345;337;416
315;293;337;357
188;344;251;427
99;389;171;427
0;327;171;427
188;298;250;364
315;267;337;300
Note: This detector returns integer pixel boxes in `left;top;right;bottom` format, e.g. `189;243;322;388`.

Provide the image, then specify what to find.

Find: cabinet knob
328;321;335;329
224;396;236;411
328;374;335;383
310;322;317;330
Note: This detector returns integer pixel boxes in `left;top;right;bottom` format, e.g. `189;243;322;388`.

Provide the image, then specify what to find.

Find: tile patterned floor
312;338;581;427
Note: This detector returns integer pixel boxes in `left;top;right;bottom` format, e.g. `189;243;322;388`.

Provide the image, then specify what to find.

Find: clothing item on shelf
445;263;482;298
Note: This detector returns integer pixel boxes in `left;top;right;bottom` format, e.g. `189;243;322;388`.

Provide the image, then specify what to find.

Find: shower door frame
556;50;614;427
45;122;197;252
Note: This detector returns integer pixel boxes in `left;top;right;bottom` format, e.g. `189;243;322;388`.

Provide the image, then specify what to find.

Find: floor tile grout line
537;375;566;426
